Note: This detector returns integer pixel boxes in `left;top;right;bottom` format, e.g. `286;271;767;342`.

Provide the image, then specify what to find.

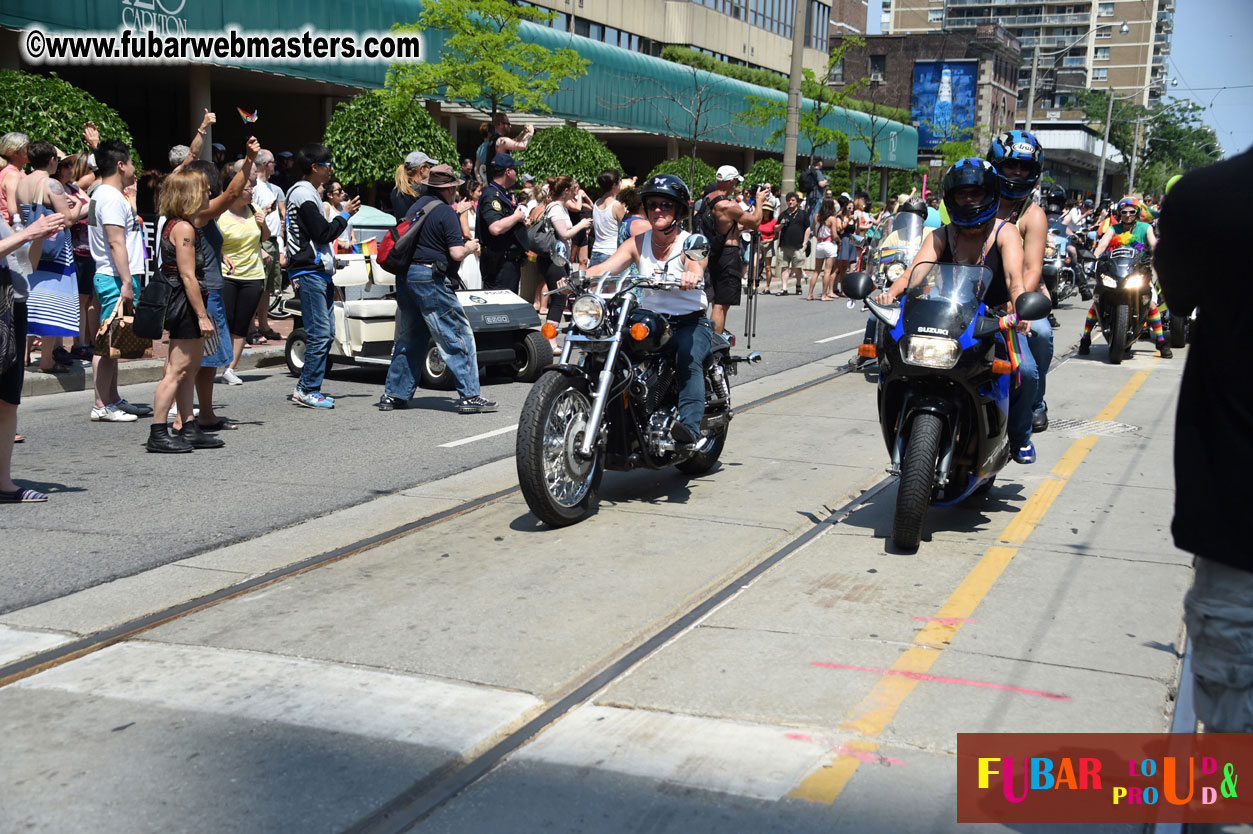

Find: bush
743;158;782;191
323;90;456;188
0;70;142;170
828;132;852;196
515;125;622;191
646;158;716;195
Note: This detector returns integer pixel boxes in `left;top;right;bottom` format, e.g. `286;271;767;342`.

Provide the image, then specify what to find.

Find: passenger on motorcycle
1079;197;1172;358
877;158;1039;464
989;130;1054;435
586;174;713;450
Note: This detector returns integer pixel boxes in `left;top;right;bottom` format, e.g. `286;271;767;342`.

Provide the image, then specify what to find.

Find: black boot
174;419;225;449
1078;335;1091;355
147;423;193;453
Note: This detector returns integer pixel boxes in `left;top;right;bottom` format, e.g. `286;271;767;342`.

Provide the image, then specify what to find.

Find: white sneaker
91;404;138;423
216;367;243;386
166;405;201;421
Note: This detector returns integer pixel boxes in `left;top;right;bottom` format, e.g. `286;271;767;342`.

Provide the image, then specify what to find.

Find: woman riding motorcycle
586;174;712;450
876;158;1037;464
1078;197;1172;358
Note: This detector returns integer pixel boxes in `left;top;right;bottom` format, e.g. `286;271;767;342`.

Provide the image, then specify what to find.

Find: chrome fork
577;297;635;458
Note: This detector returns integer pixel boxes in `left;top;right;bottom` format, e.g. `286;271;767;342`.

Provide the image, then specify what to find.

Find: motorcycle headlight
886;262;906;281
901;335;961;369
1123;272;1146;289
1102;276;1118;289
571;295;606;332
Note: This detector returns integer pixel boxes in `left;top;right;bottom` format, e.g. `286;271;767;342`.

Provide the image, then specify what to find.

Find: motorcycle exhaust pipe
730;352;762;364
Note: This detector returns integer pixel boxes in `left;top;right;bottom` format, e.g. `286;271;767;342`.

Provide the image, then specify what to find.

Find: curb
20;347;288;398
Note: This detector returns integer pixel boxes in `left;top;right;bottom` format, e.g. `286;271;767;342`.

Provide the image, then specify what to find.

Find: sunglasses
1119;210;1138;216
645;200;676;211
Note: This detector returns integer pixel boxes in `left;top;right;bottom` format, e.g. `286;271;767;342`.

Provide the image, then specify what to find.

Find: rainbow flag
237;107;258;123
359;238;377;257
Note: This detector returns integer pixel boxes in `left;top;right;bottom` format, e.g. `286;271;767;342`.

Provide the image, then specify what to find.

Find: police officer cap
491;153;520;169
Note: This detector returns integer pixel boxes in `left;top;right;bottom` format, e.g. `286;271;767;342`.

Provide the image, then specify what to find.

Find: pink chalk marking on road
913;616;979;625
784;733;906;766
811;662;1073;701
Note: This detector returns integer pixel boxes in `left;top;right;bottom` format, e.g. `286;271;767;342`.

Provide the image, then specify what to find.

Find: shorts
162;280;210;342
73;254;95;296
814;240;838;260
709;245;742;307
776;246;811;270
261;238;282;293
1184;557;1253;732
838;236;860;262
1;301;27;405
94;272;141;321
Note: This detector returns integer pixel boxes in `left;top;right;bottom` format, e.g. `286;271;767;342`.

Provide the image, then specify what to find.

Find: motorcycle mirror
549;240;569;268
682;234;710;262
1015;291;1051;322
842;271;874;301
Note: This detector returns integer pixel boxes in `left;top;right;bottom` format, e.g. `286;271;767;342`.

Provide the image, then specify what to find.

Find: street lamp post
1094;79;1176;207
1024;22;1127;132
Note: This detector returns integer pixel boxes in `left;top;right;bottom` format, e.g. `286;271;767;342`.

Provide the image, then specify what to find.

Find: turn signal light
858;344;877;358
541;322;558;340
991;360;1012;375
630;322;650;341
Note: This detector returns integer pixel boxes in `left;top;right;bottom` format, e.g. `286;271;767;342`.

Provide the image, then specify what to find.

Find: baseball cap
840;191;852;200
276;151;293;159
491;152;520;169
405;151;438;168
520;173;535;184
716;165;743;182
211;142;226;152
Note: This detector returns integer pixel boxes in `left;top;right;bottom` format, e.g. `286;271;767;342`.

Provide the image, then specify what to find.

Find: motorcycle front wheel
1108;304;1129;365
516;372;603;527
893;412;943;551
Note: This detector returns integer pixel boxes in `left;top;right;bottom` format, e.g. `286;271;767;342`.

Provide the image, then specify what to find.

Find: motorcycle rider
988;130;1054;434
1078;197;1171;358
586;174;713;451
877;159;1038;464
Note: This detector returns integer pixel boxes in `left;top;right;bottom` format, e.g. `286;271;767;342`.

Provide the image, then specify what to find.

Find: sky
866;0;1253;158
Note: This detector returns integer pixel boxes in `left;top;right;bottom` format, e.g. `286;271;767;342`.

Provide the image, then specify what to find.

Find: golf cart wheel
512;331;555;383
285;328;307;377
420;341;456;390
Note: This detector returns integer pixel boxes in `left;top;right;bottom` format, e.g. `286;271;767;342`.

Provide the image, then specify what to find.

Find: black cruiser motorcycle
1092;246;1154;364
516;236;761;527
844;264;1050;551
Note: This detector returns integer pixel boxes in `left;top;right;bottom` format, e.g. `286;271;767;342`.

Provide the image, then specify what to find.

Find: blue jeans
669;316;714;438
1006;317;1053;448
588;251;610;267
296;271;335;393
385;264;480;399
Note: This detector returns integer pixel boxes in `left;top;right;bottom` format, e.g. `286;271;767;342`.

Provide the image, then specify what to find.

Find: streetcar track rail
0;362;860;689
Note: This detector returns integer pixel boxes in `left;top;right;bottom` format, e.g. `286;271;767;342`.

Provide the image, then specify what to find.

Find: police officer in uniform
475;153;529;293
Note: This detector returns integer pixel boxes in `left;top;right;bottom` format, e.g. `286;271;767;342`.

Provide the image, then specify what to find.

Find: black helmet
942;158;1001;228
898;197;927;218
987;130;1043;200
641;173;691;218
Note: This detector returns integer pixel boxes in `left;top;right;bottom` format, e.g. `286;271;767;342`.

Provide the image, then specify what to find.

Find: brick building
830;0;869;36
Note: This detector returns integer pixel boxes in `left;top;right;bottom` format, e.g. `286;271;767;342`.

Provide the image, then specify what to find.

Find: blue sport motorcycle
843;264;1050;550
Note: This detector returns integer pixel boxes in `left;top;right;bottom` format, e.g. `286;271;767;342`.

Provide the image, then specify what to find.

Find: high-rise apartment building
830;0;870;36
882;0;1176;115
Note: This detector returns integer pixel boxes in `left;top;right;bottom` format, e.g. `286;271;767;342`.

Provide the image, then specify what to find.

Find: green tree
646;158;716;193
743;158;782;191
387;0;589;118
516;125;622;190
323;90;456;190
1134;102;1221;194
1074;89;1143;159
0;69;142;169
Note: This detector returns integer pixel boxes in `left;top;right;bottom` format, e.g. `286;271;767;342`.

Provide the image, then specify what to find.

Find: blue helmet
988;130;1043;200
942;158;1001;228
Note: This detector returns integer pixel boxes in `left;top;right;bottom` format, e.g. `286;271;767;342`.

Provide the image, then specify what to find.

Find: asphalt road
3;289;873;613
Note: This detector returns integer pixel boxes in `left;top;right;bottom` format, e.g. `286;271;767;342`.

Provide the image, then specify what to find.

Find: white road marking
439;424;519;448
815;328;865;344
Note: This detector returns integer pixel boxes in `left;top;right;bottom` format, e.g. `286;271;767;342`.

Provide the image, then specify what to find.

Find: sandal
14;434;23;443
260;327;282;341
198;418;239;431
37;365;70;374
246;332;268;345
0;488;48;503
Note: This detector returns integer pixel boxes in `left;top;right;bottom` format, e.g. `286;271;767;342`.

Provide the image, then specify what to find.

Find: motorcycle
1091;247;1154;365
850;212;928;369
843;264;1050;551
1042;220;1077;307
515;235;760;527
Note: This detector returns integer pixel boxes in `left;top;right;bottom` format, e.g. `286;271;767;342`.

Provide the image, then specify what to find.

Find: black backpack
693;193;732;260
797;167;818;194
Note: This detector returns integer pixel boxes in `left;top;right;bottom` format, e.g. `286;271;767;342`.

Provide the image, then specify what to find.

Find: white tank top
592;198;619;256
636;229;707;315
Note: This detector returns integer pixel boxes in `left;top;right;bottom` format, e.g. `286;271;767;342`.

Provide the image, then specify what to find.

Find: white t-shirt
88;184;145;277
545;200;571;232
252;179;284;240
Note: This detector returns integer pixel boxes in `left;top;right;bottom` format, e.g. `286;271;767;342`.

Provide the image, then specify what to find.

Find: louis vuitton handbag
97;299;152;360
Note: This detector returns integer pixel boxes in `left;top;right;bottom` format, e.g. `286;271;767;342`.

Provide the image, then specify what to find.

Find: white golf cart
284;210;552;389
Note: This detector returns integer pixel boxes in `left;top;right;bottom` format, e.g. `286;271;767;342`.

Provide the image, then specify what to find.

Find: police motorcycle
515;235;760;527
1091;246;1155;364
842;264;1050;551
1042;219;1078;306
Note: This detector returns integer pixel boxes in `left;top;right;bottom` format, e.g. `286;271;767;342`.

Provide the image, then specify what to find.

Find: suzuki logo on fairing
918;326;949;335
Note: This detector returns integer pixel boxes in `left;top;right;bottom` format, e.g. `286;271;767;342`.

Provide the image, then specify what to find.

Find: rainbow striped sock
1148;306;1164;342
1083;306;1098;338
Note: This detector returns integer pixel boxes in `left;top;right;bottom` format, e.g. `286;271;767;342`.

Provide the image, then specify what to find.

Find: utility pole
781;0;809;195
1094;91;1116;209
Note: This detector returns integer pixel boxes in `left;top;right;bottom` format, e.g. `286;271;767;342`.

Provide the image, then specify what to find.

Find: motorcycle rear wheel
516;373;603;527
893;412;943;552
676;420;728;475
1108;304;1129;365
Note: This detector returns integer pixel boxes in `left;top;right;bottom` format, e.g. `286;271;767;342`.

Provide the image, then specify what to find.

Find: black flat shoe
377;394;409;411
146;424;193;453
173;420;225;449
